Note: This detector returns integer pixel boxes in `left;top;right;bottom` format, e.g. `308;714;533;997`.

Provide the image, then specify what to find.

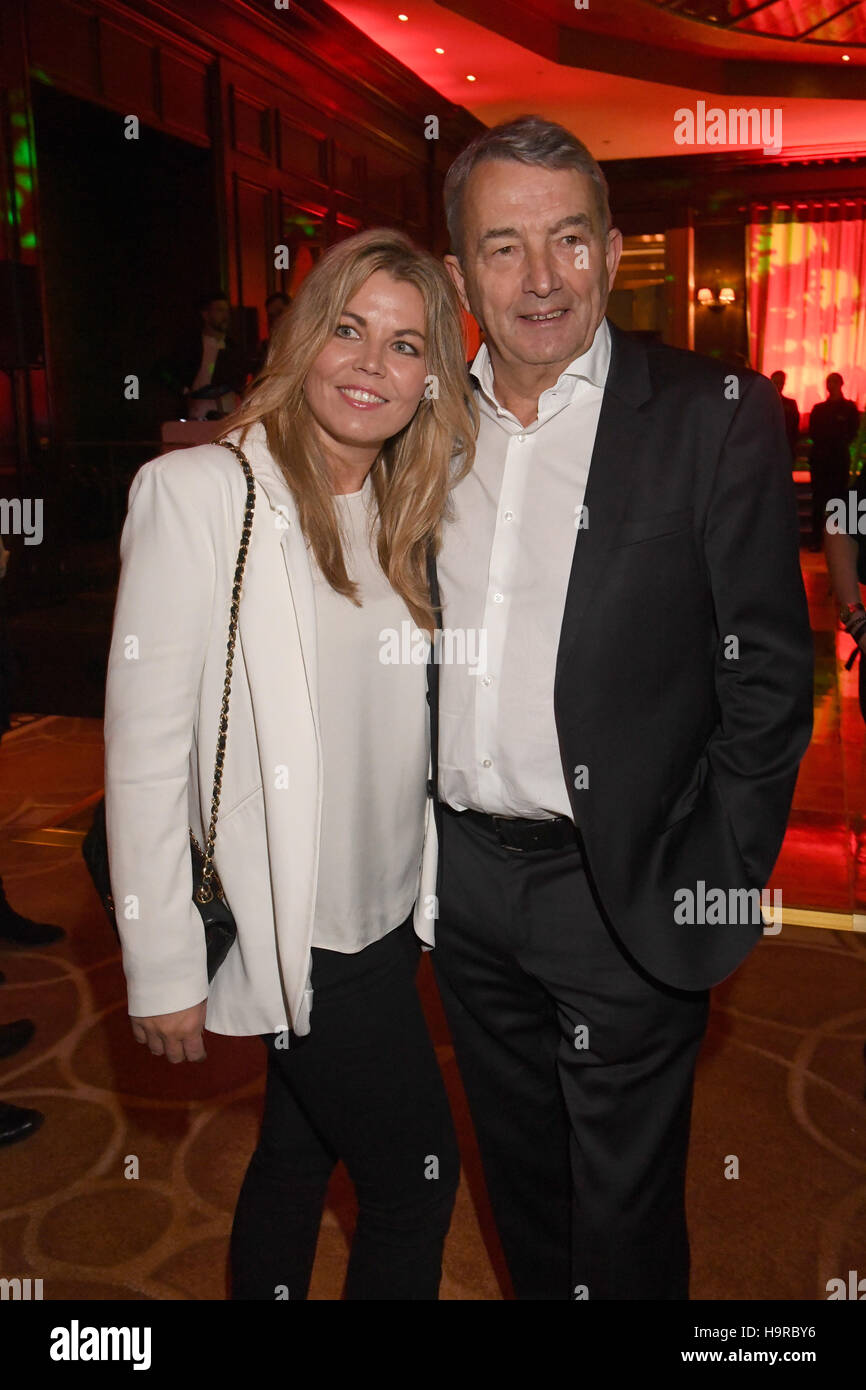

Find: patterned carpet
1;703;865;1299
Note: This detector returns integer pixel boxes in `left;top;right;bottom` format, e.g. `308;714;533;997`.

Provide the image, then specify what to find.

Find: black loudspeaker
0;262;44;369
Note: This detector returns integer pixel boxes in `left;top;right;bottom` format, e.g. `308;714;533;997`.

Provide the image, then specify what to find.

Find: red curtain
747;202;866;422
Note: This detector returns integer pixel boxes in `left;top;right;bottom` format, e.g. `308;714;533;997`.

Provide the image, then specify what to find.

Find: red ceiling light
397;12;408;20
467;74;477;81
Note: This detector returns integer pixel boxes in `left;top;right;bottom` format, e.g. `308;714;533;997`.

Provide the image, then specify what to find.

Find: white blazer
103;421;439;1037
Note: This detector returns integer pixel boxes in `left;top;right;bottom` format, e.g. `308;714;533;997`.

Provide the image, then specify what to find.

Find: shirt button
481;675;492;686
493;592;504;603
482;758;492;768
503;510;514;521
517;432;526;443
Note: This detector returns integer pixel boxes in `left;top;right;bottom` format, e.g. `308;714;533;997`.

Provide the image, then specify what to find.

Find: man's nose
522;246;560;298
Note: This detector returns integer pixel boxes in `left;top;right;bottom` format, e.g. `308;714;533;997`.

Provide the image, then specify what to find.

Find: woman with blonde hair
104;228;476;1298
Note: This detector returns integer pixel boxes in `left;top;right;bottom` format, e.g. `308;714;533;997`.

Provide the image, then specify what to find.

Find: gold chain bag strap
83;437;256;983
190;438;256;911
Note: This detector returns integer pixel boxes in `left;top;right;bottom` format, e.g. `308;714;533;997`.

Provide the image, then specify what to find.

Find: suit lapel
555;321;652;681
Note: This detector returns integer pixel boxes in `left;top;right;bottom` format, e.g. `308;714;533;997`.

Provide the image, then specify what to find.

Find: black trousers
229;915;459;1300
431;806;711;1301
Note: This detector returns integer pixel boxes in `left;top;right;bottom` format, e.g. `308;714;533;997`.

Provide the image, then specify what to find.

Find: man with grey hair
427;114;813;1299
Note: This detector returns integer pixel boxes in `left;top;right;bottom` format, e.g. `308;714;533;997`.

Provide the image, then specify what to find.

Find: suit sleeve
103;454;217;1017
703;374;814;887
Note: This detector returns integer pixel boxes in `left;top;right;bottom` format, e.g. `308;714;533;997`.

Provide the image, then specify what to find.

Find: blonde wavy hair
220;228;476;632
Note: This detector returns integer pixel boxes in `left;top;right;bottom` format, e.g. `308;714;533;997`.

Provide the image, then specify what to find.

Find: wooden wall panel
100;22;158;120
26;0;100;96
8;0;483;462
234;176;272;336
22;0;481;274
231;87;272;163
335;213;362;242
333;142;365;201
24;0;213;145
366;151;404;222
160;51;210;143
278;117;328;187
279;195;328;297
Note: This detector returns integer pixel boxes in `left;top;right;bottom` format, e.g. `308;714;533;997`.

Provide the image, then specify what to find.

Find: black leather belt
445;803;578;853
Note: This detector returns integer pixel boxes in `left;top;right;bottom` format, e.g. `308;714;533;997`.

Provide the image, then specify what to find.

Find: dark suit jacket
427;319;814;992
809;397;860;470
154;334;251;405
781;394;800;459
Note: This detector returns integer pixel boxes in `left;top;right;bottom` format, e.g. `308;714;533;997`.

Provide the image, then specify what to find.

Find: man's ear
605;226;623;291
444;254;471;315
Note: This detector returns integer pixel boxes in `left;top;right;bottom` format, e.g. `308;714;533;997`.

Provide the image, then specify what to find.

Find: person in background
809;372;860;551
250;292;291;380
158;291;250;420
770;370;800;462
0;534;64;1147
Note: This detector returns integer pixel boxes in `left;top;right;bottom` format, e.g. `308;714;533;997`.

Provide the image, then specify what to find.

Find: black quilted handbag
82;438;256;983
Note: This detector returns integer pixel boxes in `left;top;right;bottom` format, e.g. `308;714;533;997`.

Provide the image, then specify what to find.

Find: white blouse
310;475;429;951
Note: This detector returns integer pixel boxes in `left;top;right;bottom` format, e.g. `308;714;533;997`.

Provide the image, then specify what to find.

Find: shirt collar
469;316;611;410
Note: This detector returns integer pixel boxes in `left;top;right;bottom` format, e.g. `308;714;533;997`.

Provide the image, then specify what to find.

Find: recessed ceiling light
398;12;408;20
842;53;850;61
435;47;444;54
467;74;477;81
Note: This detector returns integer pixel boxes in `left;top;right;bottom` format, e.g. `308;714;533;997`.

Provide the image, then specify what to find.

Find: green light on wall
7;89;39;252
13;136;35;168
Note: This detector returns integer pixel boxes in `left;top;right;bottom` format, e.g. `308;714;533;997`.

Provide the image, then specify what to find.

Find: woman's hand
130;999;208;1062
842;605;866;655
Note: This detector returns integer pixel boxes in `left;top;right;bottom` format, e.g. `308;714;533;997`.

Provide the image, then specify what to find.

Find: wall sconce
697;286;736;310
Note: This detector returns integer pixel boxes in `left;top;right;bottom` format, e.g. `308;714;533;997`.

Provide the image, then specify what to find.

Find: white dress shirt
437;316;611;819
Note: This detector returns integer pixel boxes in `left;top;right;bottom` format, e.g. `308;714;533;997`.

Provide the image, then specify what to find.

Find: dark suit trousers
432;805;710;1301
